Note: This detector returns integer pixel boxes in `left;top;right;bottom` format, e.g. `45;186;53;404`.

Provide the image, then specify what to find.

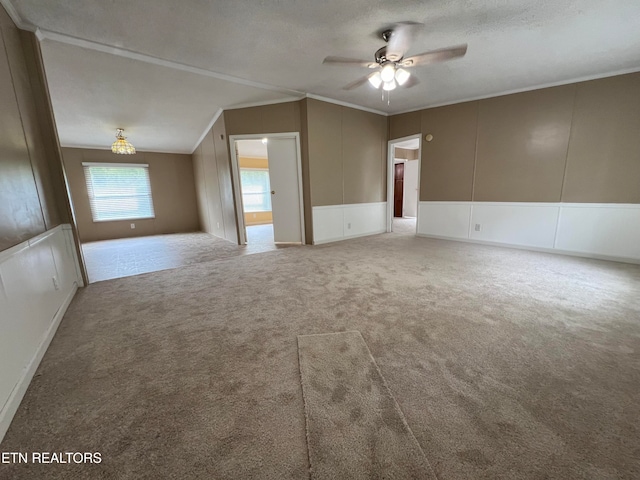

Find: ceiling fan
323;22;467;92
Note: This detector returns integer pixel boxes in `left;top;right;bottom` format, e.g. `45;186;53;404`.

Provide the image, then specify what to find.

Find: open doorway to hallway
236;139;276;246
388;136;420;235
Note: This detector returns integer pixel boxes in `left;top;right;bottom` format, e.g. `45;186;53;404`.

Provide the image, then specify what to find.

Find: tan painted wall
0;9;68;251
62;148;199;243
239;156;268;168
192;113;238;243
306;98;387;206
389;110;421;141
225;101;301;136
390;71;640;204
562;74;640;203
245;211;272;226
420;102;478;201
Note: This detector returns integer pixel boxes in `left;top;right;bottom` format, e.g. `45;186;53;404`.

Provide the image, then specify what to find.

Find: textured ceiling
6;0;640;152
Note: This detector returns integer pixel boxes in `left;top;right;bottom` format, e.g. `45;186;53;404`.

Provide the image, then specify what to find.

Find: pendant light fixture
111;128;136;155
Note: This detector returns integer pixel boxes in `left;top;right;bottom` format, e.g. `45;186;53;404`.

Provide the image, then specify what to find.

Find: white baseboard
0;283;77;442
313;229;387;245
417;233;640;264
417;202;640;263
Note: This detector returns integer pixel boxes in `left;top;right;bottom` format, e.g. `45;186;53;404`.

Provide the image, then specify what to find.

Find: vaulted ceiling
4;0;640;153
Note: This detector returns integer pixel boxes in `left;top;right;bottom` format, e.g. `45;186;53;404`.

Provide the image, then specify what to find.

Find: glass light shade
382;79;397;91
395;68;410;86
368;71;382;89
111;129;136;155
380;64;396;83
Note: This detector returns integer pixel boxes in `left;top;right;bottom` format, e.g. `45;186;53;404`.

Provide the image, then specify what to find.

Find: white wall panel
470;203;560;248
555;204;640;260
417;201;640;263
0;225;81;442
313;203;386;244
312;205;344;244
418;202;471;239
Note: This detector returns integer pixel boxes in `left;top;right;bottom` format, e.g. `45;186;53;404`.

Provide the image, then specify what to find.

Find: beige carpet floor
298;331;435;479
82;230;291;283
2;233;640;479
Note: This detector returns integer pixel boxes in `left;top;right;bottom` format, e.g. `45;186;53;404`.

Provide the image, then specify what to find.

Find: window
83;163;155;222
240;169;272;212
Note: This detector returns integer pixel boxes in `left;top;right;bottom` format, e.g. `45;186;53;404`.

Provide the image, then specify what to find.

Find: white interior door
267;138;302;243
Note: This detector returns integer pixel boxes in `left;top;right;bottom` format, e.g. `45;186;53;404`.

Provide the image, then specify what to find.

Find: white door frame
387;134;422;233
229;132;306;245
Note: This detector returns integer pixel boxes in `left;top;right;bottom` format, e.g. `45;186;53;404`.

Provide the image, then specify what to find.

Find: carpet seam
357;331;440;480
298;330;440;480
296;335;314;480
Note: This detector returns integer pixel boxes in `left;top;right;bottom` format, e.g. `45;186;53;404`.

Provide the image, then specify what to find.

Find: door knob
271;190;275;194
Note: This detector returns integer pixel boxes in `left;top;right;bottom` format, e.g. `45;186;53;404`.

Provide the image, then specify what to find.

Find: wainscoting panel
417;202;472;239
417;201;640;263
555;204;640;260
313;203;386;244
470;203;560;248
0;225;81;441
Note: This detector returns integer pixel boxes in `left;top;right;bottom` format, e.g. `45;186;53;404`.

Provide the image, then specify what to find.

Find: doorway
387;135;421;235
230;133;305;246
234;139;275;246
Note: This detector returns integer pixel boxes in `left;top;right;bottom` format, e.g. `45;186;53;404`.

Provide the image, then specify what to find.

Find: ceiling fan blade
400;44;468;67
323;56;377;68
403;75;420;88
343;72;377;91
386;21;423;62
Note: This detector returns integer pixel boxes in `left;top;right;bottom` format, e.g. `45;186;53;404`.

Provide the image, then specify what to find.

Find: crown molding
305;94;388;116
190;108;223;154
0;0;33;30
391;65;640;116
225;96;305;111
60;144;193;155
35;28;305;98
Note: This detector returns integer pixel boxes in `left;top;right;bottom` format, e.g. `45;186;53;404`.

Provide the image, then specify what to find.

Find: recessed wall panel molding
312;203;386;244
418;202;471;239
0;225;81;442
417;201;640;263
555;204;640;260
469;203;560;248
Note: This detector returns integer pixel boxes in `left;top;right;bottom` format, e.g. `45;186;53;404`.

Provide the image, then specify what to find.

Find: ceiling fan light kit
368;71;383;89
395;68;410;86
323;22;468;101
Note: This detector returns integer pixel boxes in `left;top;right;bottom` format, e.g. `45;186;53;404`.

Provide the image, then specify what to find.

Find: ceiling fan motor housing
375;46;397;65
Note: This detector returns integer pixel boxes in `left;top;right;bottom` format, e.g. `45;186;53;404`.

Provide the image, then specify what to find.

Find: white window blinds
240;169;272;212
83;163;155;222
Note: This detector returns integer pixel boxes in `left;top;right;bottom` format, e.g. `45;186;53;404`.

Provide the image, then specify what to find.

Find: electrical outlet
217;222;220;229
475;223;481;232
131;223;135;229
347;223;351;229
52;276;59;291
